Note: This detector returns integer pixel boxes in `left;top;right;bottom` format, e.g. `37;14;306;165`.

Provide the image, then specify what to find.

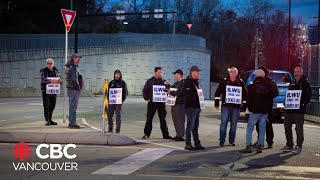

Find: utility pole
288;0;291;71
255;28;259;70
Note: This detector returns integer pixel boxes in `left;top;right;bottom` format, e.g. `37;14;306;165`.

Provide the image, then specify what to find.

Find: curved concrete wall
0;35;211;99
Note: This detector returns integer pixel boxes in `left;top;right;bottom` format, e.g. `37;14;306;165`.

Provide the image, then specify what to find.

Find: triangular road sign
61;9;76;32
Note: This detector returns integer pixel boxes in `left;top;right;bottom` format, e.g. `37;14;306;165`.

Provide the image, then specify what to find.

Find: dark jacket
108;70;128;102
265;77;279;99
169;79;185;104
286;75;312;114
40;67;61;92
247;77;274;114
184;75;200;109
143;76;169;103
214;76;247;109
65;60;82;91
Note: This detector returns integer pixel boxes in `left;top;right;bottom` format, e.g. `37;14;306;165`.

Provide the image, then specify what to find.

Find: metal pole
309;45;312;82
255;28;259;70
74;0;78;53
63;30;68;123
318;0;320;85
102;80;106;134
288;0;291;71
173;0;176;35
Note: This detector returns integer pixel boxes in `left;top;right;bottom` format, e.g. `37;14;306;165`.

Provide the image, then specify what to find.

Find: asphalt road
0;96;320;180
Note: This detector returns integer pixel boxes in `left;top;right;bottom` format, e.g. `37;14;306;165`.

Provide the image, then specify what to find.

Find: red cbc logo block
12;142;32;161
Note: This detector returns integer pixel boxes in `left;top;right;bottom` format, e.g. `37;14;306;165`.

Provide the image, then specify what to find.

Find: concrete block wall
0;43;211;99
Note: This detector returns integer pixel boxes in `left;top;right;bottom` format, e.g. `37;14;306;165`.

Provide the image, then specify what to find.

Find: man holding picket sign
282;67;311;154
142;67;172;139
167;69;185;141
215;67;247;147
107;70;128;134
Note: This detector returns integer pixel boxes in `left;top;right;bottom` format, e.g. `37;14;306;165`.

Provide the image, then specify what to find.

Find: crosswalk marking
92;148;173;175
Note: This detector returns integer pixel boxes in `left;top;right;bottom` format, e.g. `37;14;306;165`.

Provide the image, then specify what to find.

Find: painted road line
27;103;43;106
81;118;103;132
92;148;173;175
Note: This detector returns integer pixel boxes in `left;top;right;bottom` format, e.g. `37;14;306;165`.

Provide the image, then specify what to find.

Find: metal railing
0;33;206;51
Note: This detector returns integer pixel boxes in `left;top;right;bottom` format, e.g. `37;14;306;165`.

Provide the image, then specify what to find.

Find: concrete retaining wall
0;44;211;98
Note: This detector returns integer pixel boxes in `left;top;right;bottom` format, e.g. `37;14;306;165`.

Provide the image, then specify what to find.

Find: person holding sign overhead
107;70;128;134
214;67;247;147
240;69;273;154
167;69;185;141
142;67;172;139
40;58;62;126
282;67;311;154
184;66;205;151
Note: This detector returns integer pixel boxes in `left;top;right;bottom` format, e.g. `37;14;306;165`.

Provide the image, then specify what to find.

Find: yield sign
187;24;193;30
61;9;76;32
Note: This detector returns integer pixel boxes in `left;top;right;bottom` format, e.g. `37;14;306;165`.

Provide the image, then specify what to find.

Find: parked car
242;70;294;122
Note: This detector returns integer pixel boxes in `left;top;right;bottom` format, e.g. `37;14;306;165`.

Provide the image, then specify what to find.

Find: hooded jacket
184;75;201;109
65;60;82;91
214;75;247;109
40;67;61;92
285;75;312;114
247;77;274;114
108;70;128;102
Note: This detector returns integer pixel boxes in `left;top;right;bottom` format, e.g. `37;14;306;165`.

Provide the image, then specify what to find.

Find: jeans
68;90;80;125
108;104;122;132
185;107;201;146
285;113;304;149
171;104;186;138
246;113;268;145
42;91;57;122
144;102;170;137
220;106;240;144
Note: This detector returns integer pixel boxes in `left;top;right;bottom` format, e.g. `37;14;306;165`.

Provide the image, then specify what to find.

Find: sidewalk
0;118;136;146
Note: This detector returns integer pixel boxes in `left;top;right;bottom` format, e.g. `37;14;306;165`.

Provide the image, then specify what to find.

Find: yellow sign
103;80;109;119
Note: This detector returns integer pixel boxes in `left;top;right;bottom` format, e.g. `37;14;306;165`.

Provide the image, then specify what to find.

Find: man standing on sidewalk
282;67;311;154
65;53;83;129
215;67;247;147
40;58;62;126
168;69;185;141
184;66;205;151
108;70;128;134
240;69;273;153
142;67;172;139
253;66;279;149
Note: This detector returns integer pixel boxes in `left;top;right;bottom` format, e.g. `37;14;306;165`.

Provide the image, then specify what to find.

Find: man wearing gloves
215;67;247;146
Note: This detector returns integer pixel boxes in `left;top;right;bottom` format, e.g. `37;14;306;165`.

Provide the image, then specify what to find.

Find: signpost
61;9;76;123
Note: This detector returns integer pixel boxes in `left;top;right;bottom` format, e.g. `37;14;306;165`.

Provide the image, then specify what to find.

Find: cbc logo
36;144;76;159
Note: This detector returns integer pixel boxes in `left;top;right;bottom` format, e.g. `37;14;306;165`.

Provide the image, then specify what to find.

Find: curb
0;132;136;146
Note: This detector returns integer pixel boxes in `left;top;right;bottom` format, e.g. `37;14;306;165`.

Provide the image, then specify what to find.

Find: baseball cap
253;69;265;78
173;69;184;75
190;66;201;72
70;53;82;60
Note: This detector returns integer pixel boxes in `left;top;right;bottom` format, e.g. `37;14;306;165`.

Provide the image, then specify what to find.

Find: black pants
256;112;274;145
144;102;169;137
285;113;304;149
42;91;57;122
108;104;122;132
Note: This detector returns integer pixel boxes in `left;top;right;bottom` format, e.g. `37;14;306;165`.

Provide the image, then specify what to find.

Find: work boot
49;120;57;125
240;145;252;153
257;145;262;153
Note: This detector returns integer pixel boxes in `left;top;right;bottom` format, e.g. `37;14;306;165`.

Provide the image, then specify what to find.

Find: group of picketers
40;53;312;154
